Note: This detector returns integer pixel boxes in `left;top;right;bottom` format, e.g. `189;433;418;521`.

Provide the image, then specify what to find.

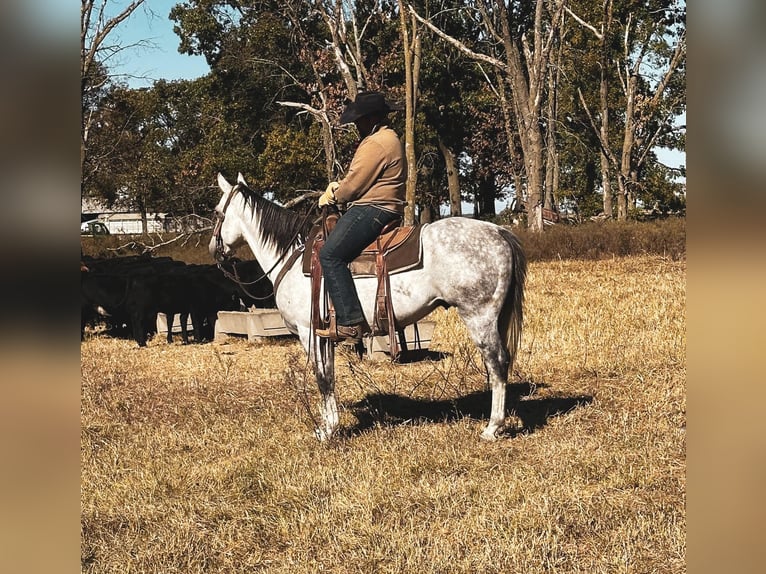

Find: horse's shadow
345;382;593;438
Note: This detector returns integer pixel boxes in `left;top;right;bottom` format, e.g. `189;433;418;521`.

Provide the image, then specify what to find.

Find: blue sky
103;0;209;88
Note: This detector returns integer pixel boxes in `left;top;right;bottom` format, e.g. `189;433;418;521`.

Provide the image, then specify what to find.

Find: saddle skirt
301;222;425;277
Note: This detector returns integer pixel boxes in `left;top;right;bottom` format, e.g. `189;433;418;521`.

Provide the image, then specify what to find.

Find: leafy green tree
83;86;173;227
257;123;328;202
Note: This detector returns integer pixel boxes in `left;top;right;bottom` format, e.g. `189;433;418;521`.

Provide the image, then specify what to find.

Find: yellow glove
318;181;340;207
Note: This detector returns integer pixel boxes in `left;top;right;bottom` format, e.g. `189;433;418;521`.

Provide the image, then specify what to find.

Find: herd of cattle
81;254;277;346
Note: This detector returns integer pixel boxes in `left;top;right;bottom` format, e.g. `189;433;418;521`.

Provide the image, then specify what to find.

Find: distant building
81;197;210;234
100;212;169;234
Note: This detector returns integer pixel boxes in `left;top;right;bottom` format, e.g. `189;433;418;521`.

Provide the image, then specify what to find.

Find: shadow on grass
393;349;451;363
346;382;593;438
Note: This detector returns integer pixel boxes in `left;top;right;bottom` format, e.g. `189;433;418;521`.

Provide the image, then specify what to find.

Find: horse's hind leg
459;311;510;440
481;346;509;441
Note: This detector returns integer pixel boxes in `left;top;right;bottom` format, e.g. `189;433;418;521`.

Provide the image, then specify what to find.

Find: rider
315;91;407;343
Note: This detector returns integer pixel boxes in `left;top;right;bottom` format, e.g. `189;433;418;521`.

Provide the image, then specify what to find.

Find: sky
102;0;210;89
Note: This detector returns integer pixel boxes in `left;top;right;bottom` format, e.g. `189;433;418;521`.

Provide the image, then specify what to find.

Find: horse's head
209;172;249;261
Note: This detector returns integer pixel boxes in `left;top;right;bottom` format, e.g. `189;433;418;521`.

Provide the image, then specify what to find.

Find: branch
282;191;322;209
636;117;669;168
564;6;602;39
106;229;211;255
476;63;501;98
475;0;503;44
536;1;566;103
646;30;686;112
577;87;618;167
251;58;303;89
636;93;685;168
407;4;507;72
276;100;329;123
81;0;147;79
317;1;358;94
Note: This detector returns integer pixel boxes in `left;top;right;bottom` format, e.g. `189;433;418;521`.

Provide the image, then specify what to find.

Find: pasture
81;254;685;573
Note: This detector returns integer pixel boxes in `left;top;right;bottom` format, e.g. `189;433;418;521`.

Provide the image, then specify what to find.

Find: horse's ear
237;172;248;186
217;172;233;193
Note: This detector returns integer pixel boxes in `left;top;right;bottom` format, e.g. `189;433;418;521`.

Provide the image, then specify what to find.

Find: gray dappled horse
210;173;527;441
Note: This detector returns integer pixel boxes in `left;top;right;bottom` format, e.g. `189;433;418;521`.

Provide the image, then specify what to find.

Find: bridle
212;183;241;263
212;182;316;298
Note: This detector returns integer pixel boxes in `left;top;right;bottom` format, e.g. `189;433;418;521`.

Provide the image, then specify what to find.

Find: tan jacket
334;125;407;215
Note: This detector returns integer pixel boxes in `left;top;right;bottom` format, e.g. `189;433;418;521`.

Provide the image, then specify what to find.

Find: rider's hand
318;181;339;207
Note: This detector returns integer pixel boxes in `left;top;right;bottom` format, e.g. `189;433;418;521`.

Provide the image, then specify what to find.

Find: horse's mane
238;184;314;253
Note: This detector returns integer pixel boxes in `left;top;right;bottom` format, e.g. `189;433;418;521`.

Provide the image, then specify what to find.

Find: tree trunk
544;21;563;214
617;71;637;220
600;152;613;218
496;0;553;232
474;176;497;219
409;0;566;231
544;81;557;212
398;0;419;225
599;0;614;218
495;74;526;215
320;116;335;181
437;138;461;216
140;199;148;234
524;127;545;231
419;203;436;223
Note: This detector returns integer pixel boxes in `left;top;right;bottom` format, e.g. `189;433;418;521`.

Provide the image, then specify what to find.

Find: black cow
80;255;186;345
81;255;278;347
216;259;277;309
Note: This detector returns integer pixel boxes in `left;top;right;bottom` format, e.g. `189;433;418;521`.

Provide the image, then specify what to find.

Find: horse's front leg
299;328;338;441
313;336;338;441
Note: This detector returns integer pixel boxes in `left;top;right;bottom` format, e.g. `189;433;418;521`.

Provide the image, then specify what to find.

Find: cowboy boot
315;319;370;343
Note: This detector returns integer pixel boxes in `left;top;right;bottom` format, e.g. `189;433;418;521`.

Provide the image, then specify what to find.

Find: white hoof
480;428;499;441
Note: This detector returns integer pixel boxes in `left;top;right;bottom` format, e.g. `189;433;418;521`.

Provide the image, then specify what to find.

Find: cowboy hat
339;91;403;124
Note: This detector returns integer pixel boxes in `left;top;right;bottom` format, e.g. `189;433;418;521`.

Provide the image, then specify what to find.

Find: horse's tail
498;228;527;367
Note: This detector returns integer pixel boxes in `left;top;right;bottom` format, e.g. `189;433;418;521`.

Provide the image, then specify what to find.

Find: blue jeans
319;205;400;326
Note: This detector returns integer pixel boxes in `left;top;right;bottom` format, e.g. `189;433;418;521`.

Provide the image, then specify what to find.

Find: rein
213;183;317;298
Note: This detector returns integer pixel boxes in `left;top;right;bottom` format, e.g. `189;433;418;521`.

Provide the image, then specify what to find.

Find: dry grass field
81;254;685;573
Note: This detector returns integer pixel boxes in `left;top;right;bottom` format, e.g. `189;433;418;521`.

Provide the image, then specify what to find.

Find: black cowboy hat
339;91;404;124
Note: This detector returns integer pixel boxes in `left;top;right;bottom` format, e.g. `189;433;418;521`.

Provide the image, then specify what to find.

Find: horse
210;173;527;441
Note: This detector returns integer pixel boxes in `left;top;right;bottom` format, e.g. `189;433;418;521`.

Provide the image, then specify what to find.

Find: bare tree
567;0;615;218
272;1;386;182
570;1;686;220
81;0;147;178
410;1;566;231
316;0;371;96
616;19;685;218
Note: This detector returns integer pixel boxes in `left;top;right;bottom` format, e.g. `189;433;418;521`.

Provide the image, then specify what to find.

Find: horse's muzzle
209;234;228;262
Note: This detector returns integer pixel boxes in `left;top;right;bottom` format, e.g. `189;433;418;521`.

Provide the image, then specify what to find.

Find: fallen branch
107;228;213;255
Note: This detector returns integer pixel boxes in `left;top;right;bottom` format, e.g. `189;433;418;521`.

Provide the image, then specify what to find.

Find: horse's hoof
480;429;499;441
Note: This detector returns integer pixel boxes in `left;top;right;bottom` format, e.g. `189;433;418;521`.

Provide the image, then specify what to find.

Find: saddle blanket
302;223;425;278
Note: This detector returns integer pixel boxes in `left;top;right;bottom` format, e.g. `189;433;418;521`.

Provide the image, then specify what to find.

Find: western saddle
304;208;424;360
